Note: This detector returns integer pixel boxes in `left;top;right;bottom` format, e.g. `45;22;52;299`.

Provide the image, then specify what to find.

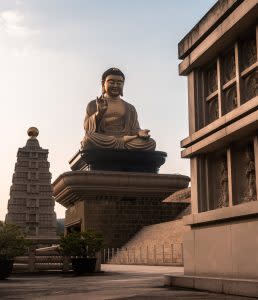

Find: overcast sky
0;0;216;220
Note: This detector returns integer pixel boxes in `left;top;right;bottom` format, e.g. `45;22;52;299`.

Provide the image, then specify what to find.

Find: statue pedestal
69;150;167;173
53;170;190;248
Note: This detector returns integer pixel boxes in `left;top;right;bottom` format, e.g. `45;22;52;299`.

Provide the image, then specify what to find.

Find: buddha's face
103;74;124;97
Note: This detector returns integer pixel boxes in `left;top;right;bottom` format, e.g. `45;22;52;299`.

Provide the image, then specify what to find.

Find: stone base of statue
53;167;190;248
69;149;167;173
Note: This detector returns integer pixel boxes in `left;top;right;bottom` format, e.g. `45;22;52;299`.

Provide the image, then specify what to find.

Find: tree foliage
56;219;65;236
59;229;104;258
0;221;30;259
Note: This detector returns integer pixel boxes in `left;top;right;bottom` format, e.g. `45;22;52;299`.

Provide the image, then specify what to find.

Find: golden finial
27;127;39;138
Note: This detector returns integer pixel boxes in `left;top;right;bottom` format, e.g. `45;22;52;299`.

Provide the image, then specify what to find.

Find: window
197;29;257;129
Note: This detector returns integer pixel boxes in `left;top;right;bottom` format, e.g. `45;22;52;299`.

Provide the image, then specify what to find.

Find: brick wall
83;197;189;248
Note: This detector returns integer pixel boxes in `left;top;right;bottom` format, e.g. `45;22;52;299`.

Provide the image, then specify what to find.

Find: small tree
60;229;104;258
56;219;65;236
0;221;30;260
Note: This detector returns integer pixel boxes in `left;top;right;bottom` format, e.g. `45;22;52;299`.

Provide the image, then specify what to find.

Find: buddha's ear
101;82;105;94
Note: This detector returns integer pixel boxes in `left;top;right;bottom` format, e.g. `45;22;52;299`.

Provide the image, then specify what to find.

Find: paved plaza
0;265;254;300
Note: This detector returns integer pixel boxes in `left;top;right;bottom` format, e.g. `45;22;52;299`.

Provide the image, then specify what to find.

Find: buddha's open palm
138;129;150;139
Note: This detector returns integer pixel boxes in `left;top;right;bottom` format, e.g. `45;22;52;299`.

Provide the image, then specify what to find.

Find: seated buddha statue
81;68;156;151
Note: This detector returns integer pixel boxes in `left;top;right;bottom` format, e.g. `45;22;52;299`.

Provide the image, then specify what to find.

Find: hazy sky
0;0;216;220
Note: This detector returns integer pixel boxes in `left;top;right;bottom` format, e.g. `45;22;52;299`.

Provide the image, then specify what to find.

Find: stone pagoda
5;127;58;245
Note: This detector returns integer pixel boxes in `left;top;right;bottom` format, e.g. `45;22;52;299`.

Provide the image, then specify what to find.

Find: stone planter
0;259;14;279
71;257;96;275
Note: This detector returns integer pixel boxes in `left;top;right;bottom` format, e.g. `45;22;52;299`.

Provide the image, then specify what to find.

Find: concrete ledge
181;108;258;158
181;96;258;149
164;275;258;298
183;201;258;226
53;170;190;208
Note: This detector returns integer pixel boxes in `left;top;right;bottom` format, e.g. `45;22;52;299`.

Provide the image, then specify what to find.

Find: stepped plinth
70;149;167;173
53;149;189;248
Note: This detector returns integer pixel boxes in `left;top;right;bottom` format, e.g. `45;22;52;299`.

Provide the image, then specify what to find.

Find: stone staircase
107;206;190;266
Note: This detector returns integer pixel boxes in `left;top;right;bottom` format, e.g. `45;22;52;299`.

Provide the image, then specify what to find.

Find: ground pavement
0;264;255;300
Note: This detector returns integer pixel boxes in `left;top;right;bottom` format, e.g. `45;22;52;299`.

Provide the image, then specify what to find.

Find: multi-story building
165;0;258;297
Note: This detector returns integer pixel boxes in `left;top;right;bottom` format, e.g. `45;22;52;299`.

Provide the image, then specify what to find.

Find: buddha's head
102;67;125;97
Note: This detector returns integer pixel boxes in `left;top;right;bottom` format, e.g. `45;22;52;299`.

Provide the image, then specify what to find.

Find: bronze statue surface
81;68;156;151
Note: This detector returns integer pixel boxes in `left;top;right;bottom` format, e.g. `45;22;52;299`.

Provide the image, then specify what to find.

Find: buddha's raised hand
96;96;108;117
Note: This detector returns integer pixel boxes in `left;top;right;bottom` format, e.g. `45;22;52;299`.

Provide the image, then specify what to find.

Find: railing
102;243;183;266
13;247;101;273
13;249;71;273
12;244;182;272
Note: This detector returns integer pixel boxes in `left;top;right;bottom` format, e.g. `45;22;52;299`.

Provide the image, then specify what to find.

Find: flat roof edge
178;0;244;59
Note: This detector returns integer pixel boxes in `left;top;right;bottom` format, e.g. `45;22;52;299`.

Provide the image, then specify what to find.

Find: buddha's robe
81;98;156;151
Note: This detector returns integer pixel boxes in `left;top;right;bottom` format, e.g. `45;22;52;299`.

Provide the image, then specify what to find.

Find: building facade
165;0;258;297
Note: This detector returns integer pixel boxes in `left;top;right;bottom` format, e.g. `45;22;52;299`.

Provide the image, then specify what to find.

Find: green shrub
0;221;30;259
60;229;104;258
